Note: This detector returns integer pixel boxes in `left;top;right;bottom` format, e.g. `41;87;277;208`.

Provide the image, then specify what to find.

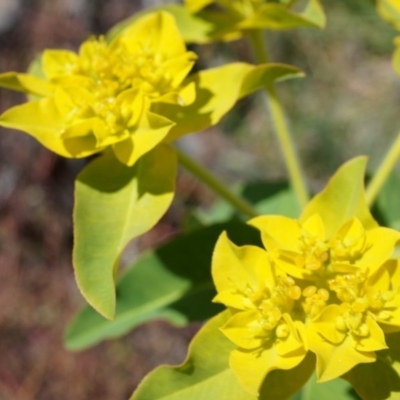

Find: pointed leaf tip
73;145;177;319
301;156;377;237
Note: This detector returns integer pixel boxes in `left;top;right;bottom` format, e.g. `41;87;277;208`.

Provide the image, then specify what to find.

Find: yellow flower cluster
212;160;400;396
0;12;197;166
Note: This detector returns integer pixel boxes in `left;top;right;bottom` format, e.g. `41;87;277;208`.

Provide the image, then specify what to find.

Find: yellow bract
250;214;399;280
211;158;400;395
0;12;197;166
212;232;307;395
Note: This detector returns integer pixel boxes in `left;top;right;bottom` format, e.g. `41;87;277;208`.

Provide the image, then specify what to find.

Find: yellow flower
211;158;400;394
212;231;307;396
248;158;400;382
306;262;400;382
0;12;196;166
0;10;303;167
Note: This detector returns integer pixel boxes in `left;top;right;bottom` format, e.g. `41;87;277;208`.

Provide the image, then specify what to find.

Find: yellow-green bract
0;10;303;168
183;0;326;42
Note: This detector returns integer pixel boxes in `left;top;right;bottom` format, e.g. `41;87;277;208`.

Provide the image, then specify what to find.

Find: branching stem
175;147;259;219
248;29;309;210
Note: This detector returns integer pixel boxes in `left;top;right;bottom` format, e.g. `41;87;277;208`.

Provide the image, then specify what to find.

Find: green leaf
129;311;316;400
195;181;298;225
374;171;400;230
238;1;325;31
65;221;262;351
343;358;400;400
291;373;358;400
258;353;316;400
300;157;378;237
157;62;304;142
130;311;257;400
73;145;176;320
342;332;400;400
300;0;326;29
107;1;325;45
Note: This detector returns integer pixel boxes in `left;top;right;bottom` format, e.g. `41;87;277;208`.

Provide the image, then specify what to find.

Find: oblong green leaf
130;311;257;400
291;373;357;400
73;145;177;320
238;2;325;30
156;62;304;142
195;181;298;225
343;359;400;400
130;311;317;400
342;333;400;400
373;170;400;230
300;0;326;29
300;157;377;237
259;353;316;400
65;222;262;351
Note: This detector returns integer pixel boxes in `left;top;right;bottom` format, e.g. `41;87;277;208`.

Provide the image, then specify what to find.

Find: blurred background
0;0;399;399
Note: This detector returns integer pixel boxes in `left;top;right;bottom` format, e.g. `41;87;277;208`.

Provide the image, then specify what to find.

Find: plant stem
366;132;400;206
248;29;309;210
248;29;269;63
175;147;259;219
266;84;309;209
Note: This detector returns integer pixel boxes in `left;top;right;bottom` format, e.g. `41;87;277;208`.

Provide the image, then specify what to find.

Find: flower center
367;290;395;321
330;218;368;262
329;272;366;303
329;272;396;337
288;216;371;274
302;285;330;318
295;215;329;271
335;312;369;337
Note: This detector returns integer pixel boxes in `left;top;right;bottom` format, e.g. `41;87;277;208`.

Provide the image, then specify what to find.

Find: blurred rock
0;0;22;33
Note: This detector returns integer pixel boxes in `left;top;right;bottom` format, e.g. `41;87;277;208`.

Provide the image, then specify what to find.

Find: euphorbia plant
0;10;301;319
1;1;400;399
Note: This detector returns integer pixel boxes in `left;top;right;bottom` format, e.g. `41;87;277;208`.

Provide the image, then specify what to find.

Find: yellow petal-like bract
0;12;196;166
212;158;400;395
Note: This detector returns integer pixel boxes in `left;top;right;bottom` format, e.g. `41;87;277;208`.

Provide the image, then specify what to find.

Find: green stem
248;29;269;63
366;132;400;206
248;29;309;210
175;147;259;219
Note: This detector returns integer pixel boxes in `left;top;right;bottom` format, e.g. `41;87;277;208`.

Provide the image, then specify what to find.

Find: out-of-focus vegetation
0;0;399;399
